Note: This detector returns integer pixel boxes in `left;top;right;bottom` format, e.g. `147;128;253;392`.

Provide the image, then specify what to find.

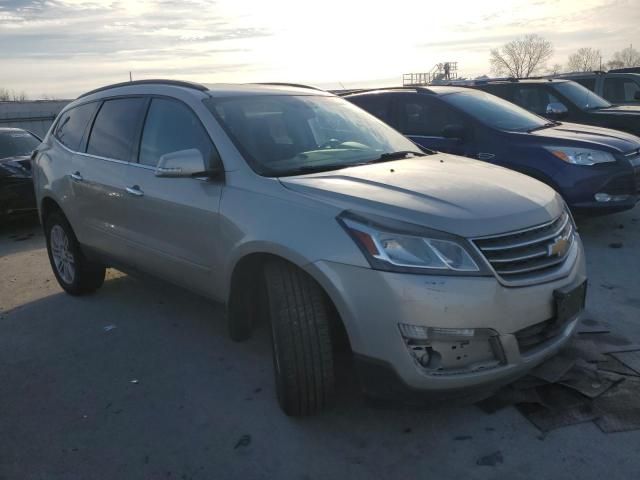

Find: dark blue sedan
345;86;640;214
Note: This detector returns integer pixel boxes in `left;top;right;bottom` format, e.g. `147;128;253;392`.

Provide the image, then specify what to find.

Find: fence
0;100;70;137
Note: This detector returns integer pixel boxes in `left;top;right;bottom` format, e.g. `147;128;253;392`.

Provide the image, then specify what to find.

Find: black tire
264;260;335;416
44;211;105;295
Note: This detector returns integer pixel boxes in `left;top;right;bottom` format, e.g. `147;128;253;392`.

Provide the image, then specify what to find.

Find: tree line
489;35;640;78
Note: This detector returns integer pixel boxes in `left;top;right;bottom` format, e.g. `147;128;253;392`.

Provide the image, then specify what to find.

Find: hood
527;122;640;152
594;104;640;115
0;155;32;178
279;154;563;238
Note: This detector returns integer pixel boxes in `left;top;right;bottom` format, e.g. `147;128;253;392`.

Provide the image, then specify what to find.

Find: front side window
512;86;561;115
55;102;98;151
205;95;423;176
395;96;467;136
552;81;611;110
0;131;40;159
603;77;640;103
86;98;147;161
445;90;548;132
139;98;216;167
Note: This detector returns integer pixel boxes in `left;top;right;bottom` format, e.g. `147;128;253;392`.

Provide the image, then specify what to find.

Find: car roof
343;85;473;97
77;79;332;100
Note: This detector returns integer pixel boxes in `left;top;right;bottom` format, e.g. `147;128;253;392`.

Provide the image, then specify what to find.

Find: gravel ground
1;207;639;480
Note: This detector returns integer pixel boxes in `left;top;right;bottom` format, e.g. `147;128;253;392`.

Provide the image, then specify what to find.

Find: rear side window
54;102;98;151
139;98;216;167
348;94;392;123
574;78;596;91
603;77;640;103
87;98;147;161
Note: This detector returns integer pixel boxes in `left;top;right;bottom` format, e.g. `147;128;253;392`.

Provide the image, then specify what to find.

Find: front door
120;97;224;298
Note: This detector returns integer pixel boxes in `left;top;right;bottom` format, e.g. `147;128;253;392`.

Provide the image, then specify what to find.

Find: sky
0;0;639;98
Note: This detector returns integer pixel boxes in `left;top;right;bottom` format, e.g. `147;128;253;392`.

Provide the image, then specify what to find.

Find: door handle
69;172;83;181
126;185;144;197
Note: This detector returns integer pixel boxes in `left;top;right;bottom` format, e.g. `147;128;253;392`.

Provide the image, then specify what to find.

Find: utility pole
129;71;133;82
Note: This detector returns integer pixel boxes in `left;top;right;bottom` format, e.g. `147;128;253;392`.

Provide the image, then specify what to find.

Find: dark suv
468;78;640;137
345;87;640;213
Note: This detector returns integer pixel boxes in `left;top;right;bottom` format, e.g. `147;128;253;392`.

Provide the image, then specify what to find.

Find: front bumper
0;177;36;217
309;237;587;397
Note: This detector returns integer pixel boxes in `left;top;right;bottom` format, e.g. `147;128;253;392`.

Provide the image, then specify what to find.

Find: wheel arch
226;245;351;350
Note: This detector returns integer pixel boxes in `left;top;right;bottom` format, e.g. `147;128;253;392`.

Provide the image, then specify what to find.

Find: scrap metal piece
610;351;640;375
476;386;542;414
594;379;640;433
530;354;576;383
517;385;599;432
557;365;620;399
604;345;640;355
597;355;640;377
563;337;608;363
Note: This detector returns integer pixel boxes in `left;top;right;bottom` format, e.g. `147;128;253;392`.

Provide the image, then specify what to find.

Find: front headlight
545;146;616;166
339;212;487;275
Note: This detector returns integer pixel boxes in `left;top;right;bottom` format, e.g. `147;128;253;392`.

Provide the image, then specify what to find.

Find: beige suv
32;80;587;415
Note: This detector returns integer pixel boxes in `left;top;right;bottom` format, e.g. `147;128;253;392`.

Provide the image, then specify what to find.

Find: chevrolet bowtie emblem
548;236;570;257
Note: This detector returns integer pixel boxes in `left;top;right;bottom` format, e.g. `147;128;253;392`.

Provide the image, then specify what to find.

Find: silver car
32;80;587;416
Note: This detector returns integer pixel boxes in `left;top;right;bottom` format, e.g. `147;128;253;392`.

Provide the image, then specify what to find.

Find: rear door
73;97;148;261
122;97;224;296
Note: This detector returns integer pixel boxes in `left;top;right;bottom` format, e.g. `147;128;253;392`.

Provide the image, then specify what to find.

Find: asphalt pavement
1;207;640;480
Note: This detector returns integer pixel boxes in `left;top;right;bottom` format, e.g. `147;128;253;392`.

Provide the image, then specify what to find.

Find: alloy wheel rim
50;225;75;284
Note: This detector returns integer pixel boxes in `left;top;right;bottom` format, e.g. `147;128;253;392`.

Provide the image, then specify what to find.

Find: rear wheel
45;211;105;295
264;260;335;416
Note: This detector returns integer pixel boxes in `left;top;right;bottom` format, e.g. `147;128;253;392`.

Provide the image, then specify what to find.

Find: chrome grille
473;212;574;283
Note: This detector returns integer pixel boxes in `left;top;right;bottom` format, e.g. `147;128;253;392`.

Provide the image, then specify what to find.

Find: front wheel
45;211;105;295
264;260;335;416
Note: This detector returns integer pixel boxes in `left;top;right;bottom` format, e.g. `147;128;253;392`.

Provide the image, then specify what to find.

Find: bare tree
609;45;640;68
489;34;553;78
567;47;601;72
0;88;28;101
548;63;564;75
606;59;625;70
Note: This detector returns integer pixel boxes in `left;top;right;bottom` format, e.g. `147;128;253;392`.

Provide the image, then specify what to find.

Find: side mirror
634;91;640;101
546;102;568;119
441;124;467;142
155;149;208;178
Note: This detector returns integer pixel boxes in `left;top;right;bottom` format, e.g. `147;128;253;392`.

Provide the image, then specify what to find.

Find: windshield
205;95;424;176
444;90;549;132
0;131;40;159
552;81;612;110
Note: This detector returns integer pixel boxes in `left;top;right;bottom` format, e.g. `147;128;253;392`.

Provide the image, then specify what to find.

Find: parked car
0;127;40;219
33;80;586;415
344;86;640;213
550;71;640;105
467;78;640;137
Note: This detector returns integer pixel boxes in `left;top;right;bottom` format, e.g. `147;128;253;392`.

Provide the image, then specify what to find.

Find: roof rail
255;82;323;91
336;86;435;96
78;79;209;99
548;70;606;78
608;67;640;74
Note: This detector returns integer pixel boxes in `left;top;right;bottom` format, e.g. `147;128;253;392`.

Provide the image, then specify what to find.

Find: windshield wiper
276;151;428;176
366;150;428;163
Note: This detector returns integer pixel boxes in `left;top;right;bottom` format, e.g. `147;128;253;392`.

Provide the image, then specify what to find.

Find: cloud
0;0;638;97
